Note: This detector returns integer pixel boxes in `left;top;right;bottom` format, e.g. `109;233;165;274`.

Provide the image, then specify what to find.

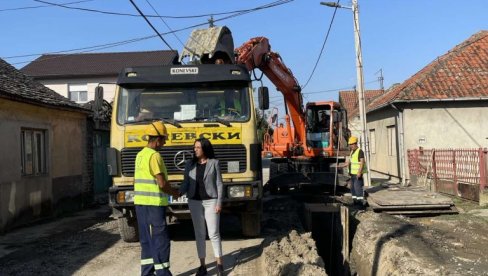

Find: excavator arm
236;37;309;155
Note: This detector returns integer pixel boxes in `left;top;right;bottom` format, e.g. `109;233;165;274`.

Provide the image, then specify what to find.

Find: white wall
366;107;400;178
40;77;117;104
365;101;488;182
403;102;488;150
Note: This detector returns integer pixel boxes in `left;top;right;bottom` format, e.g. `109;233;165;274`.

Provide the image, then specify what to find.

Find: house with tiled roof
21;50;178;104
364;30;488;184
339;89;384;139
0;58;92;232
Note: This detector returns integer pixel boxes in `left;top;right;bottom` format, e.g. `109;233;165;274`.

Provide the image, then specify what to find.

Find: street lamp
321;0;371;186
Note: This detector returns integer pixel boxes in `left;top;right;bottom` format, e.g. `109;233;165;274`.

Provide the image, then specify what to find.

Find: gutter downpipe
390;103;407;186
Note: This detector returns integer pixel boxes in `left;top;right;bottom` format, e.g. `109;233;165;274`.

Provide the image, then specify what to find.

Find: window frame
21;128;48;176
68;84;88;103
369;129;376;154
386;125;396;157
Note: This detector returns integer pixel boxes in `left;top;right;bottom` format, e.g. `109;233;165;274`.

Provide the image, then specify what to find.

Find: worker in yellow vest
134;121;180;276
340;136;367;206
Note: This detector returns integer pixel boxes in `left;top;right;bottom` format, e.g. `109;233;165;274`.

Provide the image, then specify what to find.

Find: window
369;129;376;154
69;84;88;103
387;125;396;156
21;129;47;175
117;86;251;125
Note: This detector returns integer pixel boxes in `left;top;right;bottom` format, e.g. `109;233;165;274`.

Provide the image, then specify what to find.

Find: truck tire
241;212;261;237
118;216;139;242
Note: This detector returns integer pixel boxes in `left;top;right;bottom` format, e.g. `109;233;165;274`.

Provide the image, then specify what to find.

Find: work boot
195;265;207;276
217;264;224;276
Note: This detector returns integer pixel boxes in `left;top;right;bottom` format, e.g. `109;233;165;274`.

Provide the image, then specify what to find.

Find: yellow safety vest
350;148;367;175
134;147;169;206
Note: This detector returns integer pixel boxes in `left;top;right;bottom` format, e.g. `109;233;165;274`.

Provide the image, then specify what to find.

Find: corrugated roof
21;50;179;79
0;58;86;111
368;30;488;112
339;89;384;119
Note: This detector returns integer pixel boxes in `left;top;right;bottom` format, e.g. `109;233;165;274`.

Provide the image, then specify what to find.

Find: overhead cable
128;0;174;50
7;0;293;64
301;0;340;89
0;0;92;12
33;0;292;19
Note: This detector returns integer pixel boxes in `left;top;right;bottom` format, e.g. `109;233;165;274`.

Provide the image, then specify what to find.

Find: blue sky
1;0;487;112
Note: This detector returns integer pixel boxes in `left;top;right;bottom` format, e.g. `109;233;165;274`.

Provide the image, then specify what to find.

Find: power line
144;0;185;49
33;0;292;19
301;0;340;89
128;0;174;50
4;35;157;59
5;0;293;64
0;0;92;12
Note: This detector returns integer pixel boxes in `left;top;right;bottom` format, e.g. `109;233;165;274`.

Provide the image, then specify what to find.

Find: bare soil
261;196;327;276
350;200;488;276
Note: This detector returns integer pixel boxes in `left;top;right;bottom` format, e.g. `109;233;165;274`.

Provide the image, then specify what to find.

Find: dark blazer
180;158;223;206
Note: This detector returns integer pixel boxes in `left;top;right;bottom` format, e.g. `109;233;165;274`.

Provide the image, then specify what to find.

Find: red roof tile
339;89;384;119
368;30;488;112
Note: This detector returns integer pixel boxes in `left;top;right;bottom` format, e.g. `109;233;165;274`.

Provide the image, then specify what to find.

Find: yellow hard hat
348;136;358;145
144;121;168;137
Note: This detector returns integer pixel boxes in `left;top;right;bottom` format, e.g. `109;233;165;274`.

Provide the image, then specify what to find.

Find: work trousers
351;175;364;200
188;199;223;259
135;205;172;276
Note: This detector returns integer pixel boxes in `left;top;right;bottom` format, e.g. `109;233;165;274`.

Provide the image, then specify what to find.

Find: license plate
169;195;188;204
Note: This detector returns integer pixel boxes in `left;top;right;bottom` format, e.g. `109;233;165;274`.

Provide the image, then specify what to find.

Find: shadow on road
0;206;120;276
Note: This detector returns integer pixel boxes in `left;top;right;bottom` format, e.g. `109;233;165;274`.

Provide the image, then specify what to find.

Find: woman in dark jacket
179;138;224;276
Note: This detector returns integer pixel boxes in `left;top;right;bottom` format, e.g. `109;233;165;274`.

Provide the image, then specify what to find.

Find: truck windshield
117;86;251;125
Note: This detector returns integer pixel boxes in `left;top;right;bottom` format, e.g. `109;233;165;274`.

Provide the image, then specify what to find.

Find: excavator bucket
180;26;235;64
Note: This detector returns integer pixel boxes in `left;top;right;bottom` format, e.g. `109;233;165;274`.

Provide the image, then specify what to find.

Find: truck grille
121;145;247;176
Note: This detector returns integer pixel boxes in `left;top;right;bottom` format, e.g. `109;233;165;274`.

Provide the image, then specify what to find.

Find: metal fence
407;148;487;202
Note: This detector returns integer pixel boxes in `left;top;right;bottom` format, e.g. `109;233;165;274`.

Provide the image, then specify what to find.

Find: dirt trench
261;197;327;276
350;207;488;276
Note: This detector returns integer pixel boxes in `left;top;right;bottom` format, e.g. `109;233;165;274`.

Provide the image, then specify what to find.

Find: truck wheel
118;216;139;242
241;212;261;237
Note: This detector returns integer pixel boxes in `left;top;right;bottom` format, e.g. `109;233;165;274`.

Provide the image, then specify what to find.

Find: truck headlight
228;185;253;198
117;191;135;203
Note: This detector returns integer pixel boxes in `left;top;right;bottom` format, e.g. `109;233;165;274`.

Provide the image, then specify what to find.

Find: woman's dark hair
192;137;215;163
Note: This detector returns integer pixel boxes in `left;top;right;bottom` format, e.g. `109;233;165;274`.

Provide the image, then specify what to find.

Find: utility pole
376;68;384;90
352;0;371;186
321;0;371;186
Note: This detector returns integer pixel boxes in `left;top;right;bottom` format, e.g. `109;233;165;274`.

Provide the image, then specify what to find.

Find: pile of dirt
263;230;327;276
350;209;488;275
258;196;327;276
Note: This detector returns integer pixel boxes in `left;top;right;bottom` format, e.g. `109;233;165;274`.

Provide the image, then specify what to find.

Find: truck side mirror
258;86;269;110
94;86;104;113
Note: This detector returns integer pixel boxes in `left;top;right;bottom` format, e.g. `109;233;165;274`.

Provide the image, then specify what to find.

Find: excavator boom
236;37;311;156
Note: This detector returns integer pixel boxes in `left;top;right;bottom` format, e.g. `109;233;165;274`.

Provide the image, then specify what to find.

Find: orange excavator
235;37;350;191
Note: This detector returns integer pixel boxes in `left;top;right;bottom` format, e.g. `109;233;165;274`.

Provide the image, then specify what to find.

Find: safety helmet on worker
144;121;168;137
348;136;358;145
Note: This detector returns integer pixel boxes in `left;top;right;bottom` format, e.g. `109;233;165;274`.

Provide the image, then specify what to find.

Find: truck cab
107;64;263;241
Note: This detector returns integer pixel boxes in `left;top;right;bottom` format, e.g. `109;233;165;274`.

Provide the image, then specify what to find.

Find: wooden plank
367;189;453;206
383;207;458;215
340;206;349;263
369;202;452;211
